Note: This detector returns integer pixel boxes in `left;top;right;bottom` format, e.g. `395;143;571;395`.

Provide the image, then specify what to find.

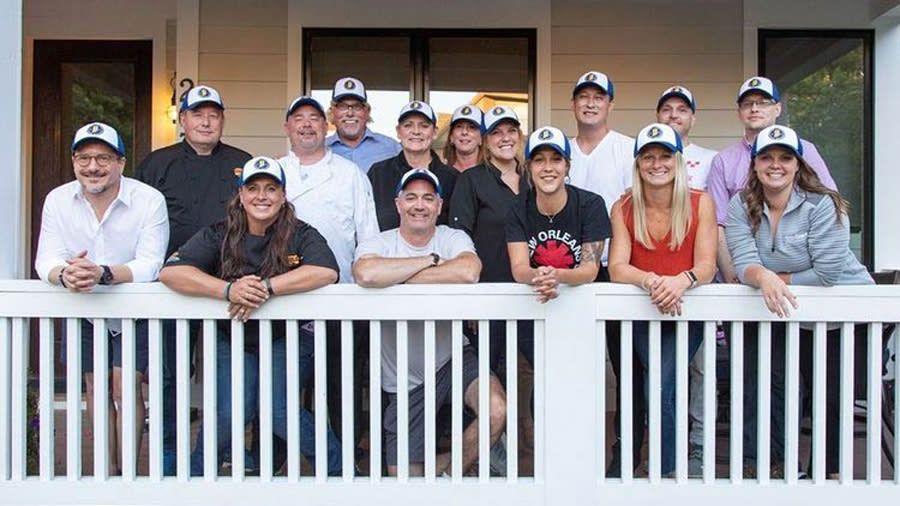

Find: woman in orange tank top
608;123;717;477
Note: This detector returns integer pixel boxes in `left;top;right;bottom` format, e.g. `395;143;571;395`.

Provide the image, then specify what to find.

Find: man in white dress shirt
35;121;168;475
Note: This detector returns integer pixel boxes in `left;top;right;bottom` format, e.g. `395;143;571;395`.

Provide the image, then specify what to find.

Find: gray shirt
725;188;872;287
354;225;476;392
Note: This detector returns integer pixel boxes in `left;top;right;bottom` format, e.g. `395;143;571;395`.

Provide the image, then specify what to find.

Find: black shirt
368;150;458;231
506;185;611;270
164;220;339;341
135;140;252;257
449;163;530;282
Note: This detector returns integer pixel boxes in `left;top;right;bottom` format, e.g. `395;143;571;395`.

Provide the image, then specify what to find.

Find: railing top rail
0;280;897;322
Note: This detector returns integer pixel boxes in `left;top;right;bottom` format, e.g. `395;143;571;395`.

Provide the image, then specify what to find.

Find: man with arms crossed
353;168;506;475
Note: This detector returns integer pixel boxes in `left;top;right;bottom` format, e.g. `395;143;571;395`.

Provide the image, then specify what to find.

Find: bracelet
640;273;654;291
265;278;274;296
58;267;67;288
683;270;698;289
224;281;233;302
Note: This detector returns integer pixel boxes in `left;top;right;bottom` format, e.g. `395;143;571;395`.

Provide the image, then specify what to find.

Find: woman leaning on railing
725;124;875;479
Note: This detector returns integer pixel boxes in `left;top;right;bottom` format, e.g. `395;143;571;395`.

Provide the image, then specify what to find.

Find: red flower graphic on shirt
533;239;575;268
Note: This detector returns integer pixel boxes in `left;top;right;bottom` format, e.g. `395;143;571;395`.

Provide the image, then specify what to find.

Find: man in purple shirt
708;76;837;282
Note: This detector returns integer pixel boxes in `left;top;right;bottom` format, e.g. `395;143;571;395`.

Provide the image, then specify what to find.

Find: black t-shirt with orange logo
505;185;611;270
164;220;338;341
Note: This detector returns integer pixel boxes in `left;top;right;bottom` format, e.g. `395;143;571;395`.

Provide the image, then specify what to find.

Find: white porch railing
0;280;897;505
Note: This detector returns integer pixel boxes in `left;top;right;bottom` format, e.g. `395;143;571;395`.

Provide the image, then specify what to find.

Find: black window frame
302;28;537;131
759;29;875;269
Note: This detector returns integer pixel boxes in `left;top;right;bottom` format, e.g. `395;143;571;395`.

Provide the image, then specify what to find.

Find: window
760;30;874;267
304;29;535;148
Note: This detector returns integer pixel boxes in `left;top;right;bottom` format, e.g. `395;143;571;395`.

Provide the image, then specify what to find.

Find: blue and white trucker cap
483;105;520;134
657;85;696;113
239;156;286;187
398;101;437;125
72;122;125;156
737;76;781;103
180;85;225;112
396;168;442;197
572;70;614;99
634;123;684;157
526;126;571;160
450;104;485;132
332;77;367;102
751;125;803;157
286;95;326;119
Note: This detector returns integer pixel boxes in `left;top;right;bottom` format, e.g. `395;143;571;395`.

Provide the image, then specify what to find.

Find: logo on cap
254;158;269;170
198;87;210;98
538;129;553;140
671;86;682;93
493;106;504;115
585;73;597;82
410;101;422;110
87;124;104;135
461;106;472;115
749;78;761;87
769;127;784;140
344;80;355;90
648;126;662;138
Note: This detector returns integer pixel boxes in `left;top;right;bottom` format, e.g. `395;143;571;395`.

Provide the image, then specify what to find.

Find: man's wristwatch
429;252;440;267
99;265;114;285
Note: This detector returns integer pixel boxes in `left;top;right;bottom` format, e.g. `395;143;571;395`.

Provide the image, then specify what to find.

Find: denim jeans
189;327;342;476
632;321;702;475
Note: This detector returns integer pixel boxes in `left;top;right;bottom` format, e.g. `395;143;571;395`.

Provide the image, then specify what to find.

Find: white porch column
0;0;23;279
176;0;199;123
873;9;900;270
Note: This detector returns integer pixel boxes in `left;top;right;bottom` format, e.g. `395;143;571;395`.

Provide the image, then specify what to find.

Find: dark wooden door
31;40;153;278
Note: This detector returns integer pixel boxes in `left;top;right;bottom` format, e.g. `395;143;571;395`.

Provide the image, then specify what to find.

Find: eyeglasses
739;99;776;111
73;153;120;167
334;102;366;113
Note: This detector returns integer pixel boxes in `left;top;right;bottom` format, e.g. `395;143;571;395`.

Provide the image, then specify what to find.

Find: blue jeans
633;321;702;475
189;327;341;476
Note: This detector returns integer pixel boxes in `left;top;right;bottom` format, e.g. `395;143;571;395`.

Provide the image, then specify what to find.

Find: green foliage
781;45;864;227
72;81;135;173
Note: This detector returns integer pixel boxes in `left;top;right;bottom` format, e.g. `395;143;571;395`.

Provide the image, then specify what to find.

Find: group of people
34;70;871;480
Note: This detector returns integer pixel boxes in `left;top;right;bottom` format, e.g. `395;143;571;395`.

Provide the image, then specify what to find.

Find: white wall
198;0;287;157
551;0;744;150
873;12;900;269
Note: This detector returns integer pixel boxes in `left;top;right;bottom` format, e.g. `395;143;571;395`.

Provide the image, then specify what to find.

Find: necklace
538;199;564;224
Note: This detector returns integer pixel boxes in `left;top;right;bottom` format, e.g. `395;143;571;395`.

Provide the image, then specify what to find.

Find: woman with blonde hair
608;123;717;476
449;106;533;374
